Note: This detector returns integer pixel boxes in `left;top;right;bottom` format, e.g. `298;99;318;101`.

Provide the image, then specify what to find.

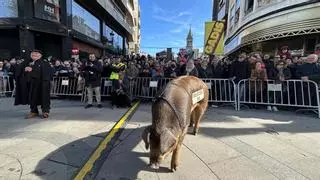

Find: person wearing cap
14;49;52;119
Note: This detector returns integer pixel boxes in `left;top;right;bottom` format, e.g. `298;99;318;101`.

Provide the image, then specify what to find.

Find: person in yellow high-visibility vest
109;57;127;92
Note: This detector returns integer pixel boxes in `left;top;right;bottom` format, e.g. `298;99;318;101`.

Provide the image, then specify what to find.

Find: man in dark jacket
263;54;274;74
229;53;251;101
297;54;320;82
82;54;103;109
164;61;180;78
229;53;250;83
198;58;213;78
296;54;320;106
14;50;52;119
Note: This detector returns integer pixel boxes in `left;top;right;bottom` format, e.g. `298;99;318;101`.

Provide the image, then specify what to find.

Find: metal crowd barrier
201;78;237;108
237;79;320;118
130;77;172;99
50;76;84;98
3;75;320;118
101;77;113;97
0;76;14;97
129;77;237;109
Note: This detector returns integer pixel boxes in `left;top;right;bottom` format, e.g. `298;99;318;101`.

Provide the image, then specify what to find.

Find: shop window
229;5;235;31
306;38;316;54
245;0;254;15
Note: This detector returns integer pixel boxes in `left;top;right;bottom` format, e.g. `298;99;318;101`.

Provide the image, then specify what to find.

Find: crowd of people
1;46;320;112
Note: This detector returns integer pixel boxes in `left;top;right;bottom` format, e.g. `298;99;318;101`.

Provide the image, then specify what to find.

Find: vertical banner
204;21;225;56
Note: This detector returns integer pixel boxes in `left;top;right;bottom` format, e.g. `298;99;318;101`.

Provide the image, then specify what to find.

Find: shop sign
204;21;225;55
34;0;60;23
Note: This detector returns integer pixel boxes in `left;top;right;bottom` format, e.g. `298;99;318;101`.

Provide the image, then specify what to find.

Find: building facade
0;0;139;60
128;0;141;54
223;0;320;57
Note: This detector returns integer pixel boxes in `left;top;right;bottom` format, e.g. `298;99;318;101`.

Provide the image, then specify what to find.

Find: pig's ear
142;126;151;150
160;129;177;154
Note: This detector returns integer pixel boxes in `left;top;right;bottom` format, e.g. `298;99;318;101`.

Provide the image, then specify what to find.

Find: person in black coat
111;73;132;108
229;53;251;101
164;61;180;78
229;53;251;83
295;54;320;106
81;54;103;109
197;58;213;78
14;50;52;119
267;60;292;111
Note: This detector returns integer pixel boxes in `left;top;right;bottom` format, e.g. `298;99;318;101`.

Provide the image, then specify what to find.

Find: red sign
72;48;79;55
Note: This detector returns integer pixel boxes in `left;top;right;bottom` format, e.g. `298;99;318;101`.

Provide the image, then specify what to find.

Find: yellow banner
204;21;225;56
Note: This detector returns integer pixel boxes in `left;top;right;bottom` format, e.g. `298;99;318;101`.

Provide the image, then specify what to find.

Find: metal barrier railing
129;77;237;109
0;76;14;97
201;78;237;105
3;75;320;118
101;77;113;97
237;79;320;118
130;77;173;99
50;76;84;97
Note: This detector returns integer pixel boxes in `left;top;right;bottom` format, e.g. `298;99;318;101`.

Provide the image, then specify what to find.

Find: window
229;5;235;31
245;0;254;15
0;0;18;18
72;0;100;41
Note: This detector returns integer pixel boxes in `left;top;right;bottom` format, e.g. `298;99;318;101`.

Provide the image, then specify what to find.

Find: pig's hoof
149;163;159;170
193;129;199;136
171;162;178;172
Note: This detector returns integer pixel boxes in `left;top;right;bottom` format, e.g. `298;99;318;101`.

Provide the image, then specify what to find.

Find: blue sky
140;0;212;55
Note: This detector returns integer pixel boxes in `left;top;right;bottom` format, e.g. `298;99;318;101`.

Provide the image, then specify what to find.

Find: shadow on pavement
27;104;320;179
32;127;167;180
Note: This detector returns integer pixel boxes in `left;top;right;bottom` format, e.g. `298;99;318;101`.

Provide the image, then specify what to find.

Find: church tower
186;26;193;50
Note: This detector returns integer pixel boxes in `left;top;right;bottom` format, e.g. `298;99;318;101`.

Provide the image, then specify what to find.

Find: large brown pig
142;76;209;171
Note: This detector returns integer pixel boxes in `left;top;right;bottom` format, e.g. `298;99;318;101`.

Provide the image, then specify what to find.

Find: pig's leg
189;111;196;127
193;105;206;136
171;131;187;171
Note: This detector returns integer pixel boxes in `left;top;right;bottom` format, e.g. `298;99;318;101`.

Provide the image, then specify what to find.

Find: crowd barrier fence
50;76;84;98
2;75;320;118
0;76;14;97
237;79;320;118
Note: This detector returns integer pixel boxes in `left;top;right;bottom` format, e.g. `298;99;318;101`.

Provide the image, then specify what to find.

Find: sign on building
204;21;225;56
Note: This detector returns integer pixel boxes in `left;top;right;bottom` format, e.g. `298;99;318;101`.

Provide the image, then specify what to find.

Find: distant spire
187;25;193;39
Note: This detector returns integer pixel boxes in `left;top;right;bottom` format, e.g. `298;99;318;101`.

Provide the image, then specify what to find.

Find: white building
128;0;141;54
223;0;320;56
